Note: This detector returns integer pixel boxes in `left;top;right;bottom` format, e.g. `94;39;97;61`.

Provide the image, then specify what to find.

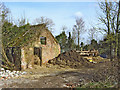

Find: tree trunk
105;0;112;60
78;31;80;50
115;0;120;58
118;33;120;59
110;41;112;61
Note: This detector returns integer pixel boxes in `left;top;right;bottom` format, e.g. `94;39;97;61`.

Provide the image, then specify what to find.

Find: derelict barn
4;24;60;70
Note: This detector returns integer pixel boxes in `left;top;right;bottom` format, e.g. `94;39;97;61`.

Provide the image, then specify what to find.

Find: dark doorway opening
34;47;42;66
4;47;21;70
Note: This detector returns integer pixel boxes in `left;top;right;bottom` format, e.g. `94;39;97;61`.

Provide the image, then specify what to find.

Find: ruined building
4;24;60;70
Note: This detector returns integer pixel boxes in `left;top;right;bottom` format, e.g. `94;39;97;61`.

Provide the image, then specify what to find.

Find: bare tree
0;2;10;60
72;27;77;50
14;12;29;27
34;16;55;32
116;1;120;58
18;17;27;27
0;3;15;70
73;17;85;50
0;2;10;23
88;27;97;41
98;0;119;59
61;25;67;32
72;27;76;43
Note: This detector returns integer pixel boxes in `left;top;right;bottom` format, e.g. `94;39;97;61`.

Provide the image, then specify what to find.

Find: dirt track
0;58;119;88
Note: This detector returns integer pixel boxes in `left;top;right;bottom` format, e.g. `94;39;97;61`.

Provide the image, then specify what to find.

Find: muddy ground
0;51;119;88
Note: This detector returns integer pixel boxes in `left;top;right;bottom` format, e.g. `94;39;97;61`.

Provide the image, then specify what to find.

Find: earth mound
48;50;95;68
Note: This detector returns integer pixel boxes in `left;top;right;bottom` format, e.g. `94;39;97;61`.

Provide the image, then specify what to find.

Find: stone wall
21;29;60;69
21;48;26;70
40;29;60;64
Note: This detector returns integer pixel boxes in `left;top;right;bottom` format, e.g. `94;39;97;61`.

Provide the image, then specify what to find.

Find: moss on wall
20;26;61;69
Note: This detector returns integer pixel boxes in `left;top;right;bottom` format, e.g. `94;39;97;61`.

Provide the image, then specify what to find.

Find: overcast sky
4;2;103;44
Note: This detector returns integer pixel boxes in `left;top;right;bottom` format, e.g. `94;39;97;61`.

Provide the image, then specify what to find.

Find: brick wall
21;29;60;69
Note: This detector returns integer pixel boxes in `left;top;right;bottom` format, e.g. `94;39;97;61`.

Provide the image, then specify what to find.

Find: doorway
5;47;21;70
34;47;42;66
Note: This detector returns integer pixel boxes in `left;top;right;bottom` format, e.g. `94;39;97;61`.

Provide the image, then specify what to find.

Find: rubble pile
0;68;27;80
48;50;95;68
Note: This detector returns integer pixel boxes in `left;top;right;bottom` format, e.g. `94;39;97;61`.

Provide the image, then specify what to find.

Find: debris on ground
0;50;118;88
48;50;107;69
0;58;119;88
0;68;27;80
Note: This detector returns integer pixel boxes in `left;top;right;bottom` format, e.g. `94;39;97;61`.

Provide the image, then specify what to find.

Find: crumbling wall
39;29;60;64
28;29;60;65
20;29;60;69
21;47;35;69
4;47;21;70
21;48;27;70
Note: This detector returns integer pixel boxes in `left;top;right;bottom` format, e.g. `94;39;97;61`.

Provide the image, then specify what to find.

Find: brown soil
1;60;119;88
0;51;119;88
48;50;96;68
